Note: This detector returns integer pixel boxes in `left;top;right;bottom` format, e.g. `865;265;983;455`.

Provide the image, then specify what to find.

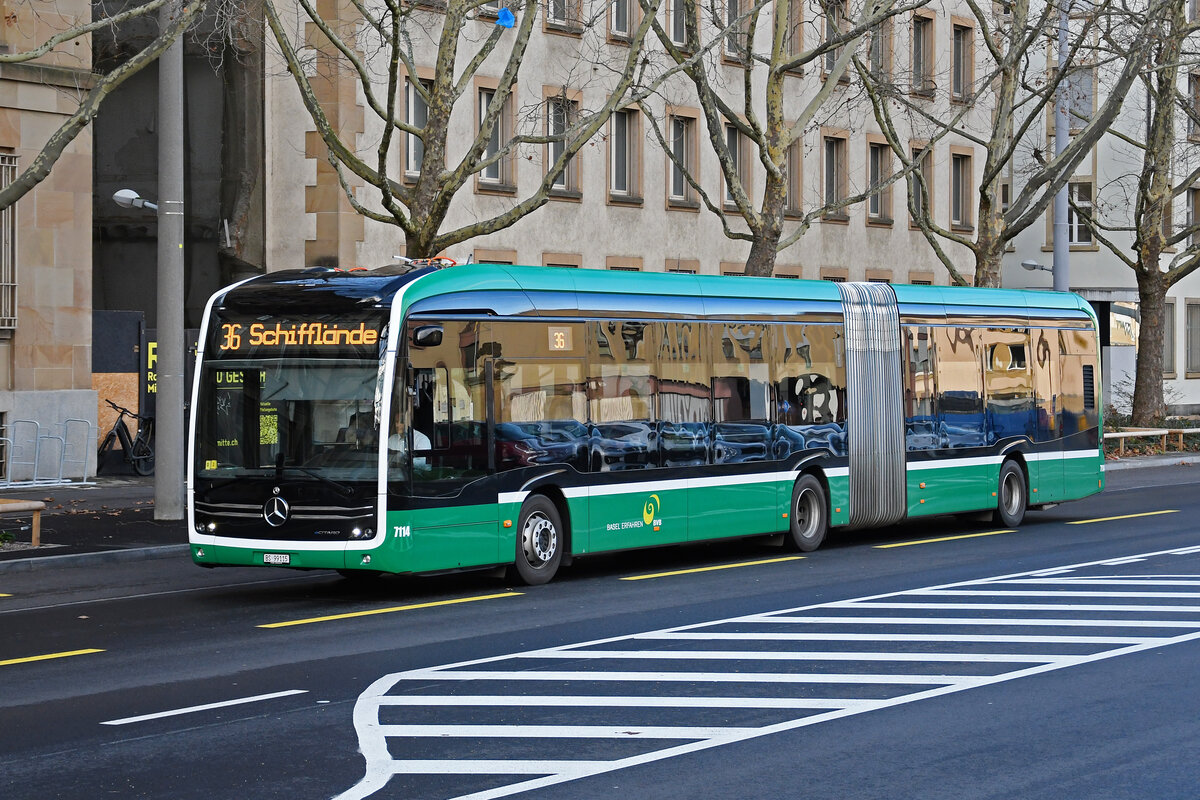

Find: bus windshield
194;358;381;482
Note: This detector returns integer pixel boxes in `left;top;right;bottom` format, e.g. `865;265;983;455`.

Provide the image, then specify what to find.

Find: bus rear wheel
511;495;563;586
993;460;1028;527
787;474;828;552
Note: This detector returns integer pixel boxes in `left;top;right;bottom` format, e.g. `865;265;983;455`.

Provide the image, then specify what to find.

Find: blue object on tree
496;7;515;27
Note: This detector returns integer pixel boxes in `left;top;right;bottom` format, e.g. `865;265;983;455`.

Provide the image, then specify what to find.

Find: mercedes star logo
263;496;290;527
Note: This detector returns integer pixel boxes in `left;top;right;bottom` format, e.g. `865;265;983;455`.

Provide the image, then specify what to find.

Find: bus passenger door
1033;328;1064;502
400;319;499;572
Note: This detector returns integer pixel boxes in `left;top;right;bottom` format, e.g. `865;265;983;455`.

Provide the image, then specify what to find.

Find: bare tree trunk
973;190;1005;288
745;222;781;276
1132;268;1167;425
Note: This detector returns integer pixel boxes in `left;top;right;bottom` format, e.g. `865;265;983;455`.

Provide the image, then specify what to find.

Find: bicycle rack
0;418;97;488
4;419;42;486
59;419;96;484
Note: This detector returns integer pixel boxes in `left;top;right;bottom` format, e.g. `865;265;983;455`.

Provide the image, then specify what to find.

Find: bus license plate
263;553;290;565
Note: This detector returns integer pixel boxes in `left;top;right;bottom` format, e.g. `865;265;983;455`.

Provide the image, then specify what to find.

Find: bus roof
218;263;1097;324
401;263;1097;323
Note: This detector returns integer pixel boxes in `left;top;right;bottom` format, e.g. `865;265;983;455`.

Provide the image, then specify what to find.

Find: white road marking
830;601;1200;612
518;648;1076;664
100;689;308;726
336;545;1200;800
395;669;991;686
912;589;1200;598
636;632;1154;644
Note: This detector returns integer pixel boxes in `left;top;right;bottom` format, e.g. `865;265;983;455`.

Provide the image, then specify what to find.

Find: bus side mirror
412;325;443;348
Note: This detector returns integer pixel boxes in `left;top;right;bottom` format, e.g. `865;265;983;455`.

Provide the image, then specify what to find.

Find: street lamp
111;183;185;522
1021;260;1054;274
113;188;157;212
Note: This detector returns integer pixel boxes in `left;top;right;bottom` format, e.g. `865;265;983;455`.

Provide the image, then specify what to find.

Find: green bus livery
187;262;1103;584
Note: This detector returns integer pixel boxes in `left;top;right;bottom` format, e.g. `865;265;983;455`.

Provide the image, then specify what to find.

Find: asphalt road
2;464;1199;800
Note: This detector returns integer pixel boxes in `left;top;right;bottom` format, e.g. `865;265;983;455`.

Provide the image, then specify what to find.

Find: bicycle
97;399;155;476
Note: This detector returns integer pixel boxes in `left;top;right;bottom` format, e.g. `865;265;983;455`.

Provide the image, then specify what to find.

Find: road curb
1104;454;1200;472
0;544;189;573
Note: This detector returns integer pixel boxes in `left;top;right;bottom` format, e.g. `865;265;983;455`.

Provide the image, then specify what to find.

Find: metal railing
0;418;96;488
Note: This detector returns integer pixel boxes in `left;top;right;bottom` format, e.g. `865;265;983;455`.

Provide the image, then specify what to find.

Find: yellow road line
875;530;1015;549
258;591;523;629
1067;509;1179;525
0;648;104;667
0;593;10;597
620;556;804;581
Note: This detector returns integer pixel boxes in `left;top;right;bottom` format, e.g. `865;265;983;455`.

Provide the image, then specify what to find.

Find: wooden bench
1106;426;1200;454
1103;428;1170;456
0;498;45;546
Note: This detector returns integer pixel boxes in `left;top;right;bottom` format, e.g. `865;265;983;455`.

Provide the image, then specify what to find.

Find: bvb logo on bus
643;494;662;526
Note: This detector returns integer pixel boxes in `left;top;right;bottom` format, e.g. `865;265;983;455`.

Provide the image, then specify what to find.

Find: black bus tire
511;495;563;586
993;460;1028;527
787;474;828;552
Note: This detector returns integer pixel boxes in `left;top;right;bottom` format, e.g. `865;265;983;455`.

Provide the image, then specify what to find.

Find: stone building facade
0;0;96;478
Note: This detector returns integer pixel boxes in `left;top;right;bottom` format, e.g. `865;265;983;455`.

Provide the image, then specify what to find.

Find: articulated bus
187;262;1103;584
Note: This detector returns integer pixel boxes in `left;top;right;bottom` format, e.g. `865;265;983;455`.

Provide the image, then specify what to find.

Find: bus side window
587;321;656;471
934;326;986;448
712;323;770;464
905;326;938;451
772;323;847;457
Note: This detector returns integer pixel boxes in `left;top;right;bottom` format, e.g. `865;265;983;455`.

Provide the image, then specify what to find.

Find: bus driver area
187;262;1103;584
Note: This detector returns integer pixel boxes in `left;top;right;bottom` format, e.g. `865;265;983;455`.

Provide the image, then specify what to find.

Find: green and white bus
188;262;1103;584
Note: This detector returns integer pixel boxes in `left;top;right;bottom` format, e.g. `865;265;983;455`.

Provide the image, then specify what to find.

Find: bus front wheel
787;475;828;552
511;495;563;586
993;460;1028;527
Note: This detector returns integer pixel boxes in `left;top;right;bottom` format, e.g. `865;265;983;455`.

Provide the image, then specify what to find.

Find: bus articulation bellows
187;262;1103;584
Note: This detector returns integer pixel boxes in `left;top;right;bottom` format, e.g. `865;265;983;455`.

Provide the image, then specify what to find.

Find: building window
724;0;748;60
783;0;804;61
1190;74;1200;140
1188;187;1200;246
867;141;892;223
950;151;972;229
668;114;695;205
823;135;848;216
1065;65;1095;131
609;108;641;201
478;87;513;188
912;15;934;94
404;77;431;179
669;0;688;46
1187;300;1200;374
823;0;848;73
547;94;579;194
785;139;802;216
723;122;748;208
868;18;892;79
951;24;972;101
0;154;15;330
1067;181;1093;245
610;0;631;38
547;0;581;28
911;145;932;222
1165;300;1176;377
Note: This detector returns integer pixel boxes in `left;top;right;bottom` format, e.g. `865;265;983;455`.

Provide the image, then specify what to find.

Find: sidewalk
0;452;1195;570
0;473;187;570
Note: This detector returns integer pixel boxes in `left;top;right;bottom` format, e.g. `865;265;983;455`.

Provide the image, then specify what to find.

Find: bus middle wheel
993;460;1028;527
787;474;828;552
511;495;563;586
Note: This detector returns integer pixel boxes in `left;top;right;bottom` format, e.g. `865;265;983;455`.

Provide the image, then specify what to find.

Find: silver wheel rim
795;487;821;541
1002;471;1022;516
522;512;557;567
